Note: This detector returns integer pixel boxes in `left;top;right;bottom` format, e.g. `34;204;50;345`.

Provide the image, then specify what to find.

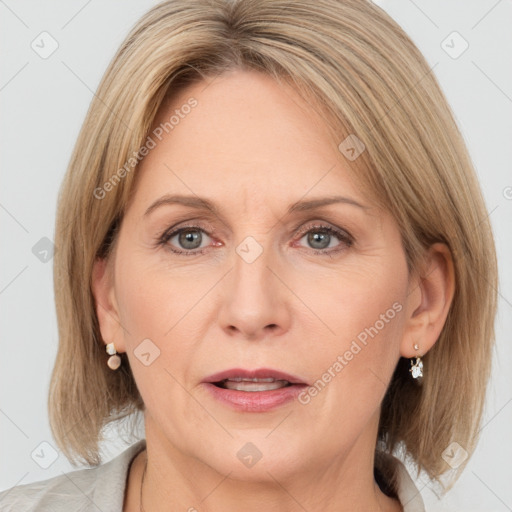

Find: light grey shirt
0;440;425;511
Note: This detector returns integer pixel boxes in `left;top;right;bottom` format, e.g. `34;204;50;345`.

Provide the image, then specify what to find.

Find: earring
409;343;423;379
106;342;121;370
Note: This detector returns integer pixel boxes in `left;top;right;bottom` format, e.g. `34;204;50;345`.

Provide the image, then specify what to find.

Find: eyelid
157;219;215;241
294;221;353;241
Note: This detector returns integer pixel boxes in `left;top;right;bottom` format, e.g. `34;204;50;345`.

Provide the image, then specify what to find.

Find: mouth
212;377;293;392
201;368;308;412
203;368;308;389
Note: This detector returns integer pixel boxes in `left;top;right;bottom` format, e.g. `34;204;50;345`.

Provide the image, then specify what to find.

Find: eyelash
156;222;354;257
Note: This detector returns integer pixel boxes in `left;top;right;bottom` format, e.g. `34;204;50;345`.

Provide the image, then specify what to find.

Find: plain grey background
1;1;511;510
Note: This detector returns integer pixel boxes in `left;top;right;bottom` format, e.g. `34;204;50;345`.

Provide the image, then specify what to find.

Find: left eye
296;225;351;252
301;230;336;250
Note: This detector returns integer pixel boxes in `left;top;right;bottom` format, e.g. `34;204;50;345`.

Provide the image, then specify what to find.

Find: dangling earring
409;343;423;379
106;342;121;370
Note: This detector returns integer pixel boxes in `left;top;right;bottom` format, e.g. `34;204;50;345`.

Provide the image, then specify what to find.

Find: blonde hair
50;0;498;492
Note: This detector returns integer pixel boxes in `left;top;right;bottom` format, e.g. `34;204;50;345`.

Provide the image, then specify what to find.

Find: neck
125;414;402;512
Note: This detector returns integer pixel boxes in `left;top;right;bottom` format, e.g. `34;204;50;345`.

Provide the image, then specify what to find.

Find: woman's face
97;69;417;481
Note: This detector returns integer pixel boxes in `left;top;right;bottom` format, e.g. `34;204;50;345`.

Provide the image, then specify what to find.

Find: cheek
300;261;407;407
114;248;209;337
301;259;406;348
112;258;196;414
112;251;219;385
116;270;168;338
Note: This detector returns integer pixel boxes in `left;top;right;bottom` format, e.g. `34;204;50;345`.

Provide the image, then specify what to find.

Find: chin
194;433;317;483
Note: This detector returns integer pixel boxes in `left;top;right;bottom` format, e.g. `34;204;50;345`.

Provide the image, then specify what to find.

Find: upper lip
203;368;308;385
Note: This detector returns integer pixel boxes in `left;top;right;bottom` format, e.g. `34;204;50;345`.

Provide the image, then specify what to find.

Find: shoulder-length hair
50;0;497;491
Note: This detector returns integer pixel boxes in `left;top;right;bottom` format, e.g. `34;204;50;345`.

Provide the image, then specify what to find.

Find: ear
400;243;455;358
91;256;126;353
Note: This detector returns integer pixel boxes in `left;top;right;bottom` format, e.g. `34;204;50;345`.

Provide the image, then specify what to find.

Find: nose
216;243;292;341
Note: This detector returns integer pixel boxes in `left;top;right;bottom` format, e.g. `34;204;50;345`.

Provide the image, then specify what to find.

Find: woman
0;0;498;510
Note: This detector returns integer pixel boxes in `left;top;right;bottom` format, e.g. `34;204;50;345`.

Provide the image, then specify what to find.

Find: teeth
228;377;277;383
222;379;290;391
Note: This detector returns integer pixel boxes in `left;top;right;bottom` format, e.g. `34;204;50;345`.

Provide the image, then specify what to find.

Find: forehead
132;69;370;214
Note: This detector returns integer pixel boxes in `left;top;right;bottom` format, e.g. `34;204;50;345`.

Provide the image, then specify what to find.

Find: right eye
158;225;214;255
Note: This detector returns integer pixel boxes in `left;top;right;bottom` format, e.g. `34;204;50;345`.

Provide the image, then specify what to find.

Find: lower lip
202;382;308;412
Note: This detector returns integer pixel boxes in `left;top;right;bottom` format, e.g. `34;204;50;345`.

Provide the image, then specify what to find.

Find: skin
92;68;455;512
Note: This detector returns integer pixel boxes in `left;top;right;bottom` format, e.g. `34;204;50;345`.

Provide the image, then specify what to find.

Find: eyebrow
143;194;368;218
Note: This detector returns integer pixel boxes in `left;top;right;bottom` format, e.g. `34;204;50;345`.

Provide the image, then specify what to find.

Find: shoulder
0;440;146;512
